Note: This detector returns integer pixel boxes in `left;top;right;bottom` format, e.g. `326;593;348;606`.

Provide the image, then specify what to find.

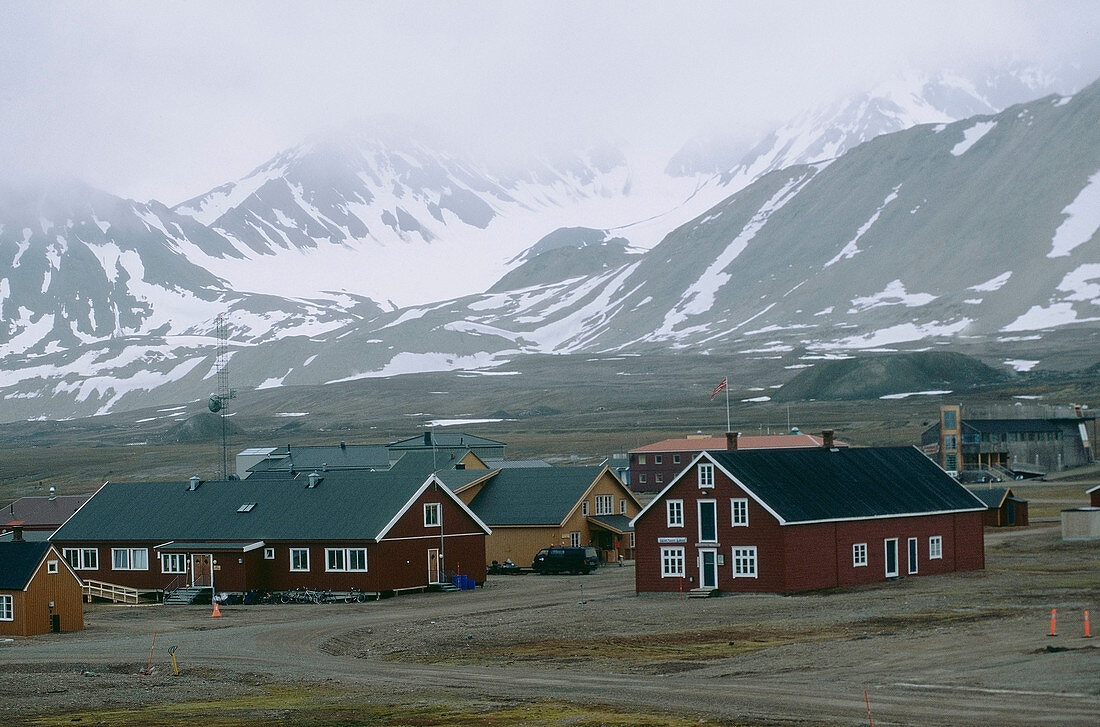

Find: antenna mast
208;314;236;479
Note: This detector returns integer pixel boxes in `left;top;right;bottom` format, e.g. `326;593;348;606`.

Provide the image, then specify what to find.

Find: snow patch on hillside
951;121;997;156
970;271;1012;292
1047;170;1100;257
848;280;937;313
824;185;902;267
656;171;817;336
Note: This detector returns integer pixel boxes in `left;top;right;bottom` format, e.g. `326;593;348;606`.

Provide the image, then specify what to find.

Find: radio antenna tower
208;314;236;479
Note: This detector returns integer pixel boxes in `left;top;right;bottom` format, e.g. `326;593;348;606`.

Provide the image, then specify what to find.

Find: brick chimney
726;431;739;451
9;521;25;542
822;429;835;448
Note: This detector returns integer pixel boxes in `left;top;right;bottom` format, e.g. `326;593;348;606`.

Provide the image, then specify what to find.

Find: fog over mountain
1;66;1097;422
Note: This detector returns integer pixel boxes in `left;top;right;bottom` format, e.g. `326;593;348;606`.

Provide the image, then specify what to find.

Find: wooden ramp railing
82;579;142;604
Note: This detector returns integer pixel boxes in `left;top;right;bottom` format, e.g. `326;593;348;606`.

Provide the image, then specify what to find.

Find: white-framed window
47;560;59;574
161;553;187;574
929;536;943;560
666;499;684;527
629;532;635;548
290;548;310;571
655;473;664;484
570;531;581;547
63;548;98;570
852;542;868;567
326;548;367;572
698;500;718;543
424;502;440;527
112;548;149;571
673;454;681;464
637;455;647;465
661;547;685;577
655;455;663;465
263;547;275;560
731;498;749;526
581;501;589;516
595;494;613;515
732;546;757;578
908;537;919;574
638;474;647;484
619;498;626;515
698;463;714;488
0;594;12;621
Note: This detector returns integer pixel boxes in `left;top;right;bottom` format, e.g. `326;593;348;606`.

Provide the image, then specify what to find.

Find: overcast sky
2;1;1098;205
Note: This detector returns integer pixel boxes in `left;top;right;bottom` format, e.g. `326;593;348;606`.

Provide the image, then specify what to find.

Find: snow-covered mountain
0;67;1096;422
667;66;1082;186
170;129;720;309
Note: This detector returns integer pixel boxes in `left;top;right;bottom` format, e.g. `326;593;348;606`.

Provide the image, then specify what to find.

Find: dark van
532;546;600;574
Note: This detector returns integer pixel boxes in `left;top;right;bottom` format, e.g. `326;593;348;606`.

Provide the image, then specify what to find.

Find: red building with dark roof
628;430;845;491
631;446;985;594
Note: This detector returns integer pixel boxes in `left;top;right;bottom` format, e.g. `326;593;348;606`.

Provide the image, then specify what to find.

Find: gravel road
2;523;1097;725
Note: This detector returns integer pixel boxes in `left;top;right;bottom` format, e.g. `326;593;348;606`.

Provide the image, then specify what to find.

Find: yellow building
447;465;643;568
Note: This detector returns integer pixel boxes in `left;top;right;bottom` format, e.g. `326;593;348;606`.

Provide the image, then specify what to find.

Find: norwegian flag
710;377;728;401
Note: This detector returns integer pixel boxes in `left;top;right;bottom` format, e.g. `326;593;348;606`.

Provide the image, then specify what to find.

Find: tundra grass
25;687;747;726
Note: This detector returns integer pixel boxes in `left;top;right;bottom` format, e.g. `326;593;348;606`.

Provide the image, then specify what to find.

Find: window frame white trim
698;463;715;488
569;531;581;547
160;552;187;574
929;535;943;560
0;594;12;621
731;546;758;578
325;547;367;572
731;498;749;527
47;560;59;574
697;499;718;543
423;502;441;527
660;546;685;578
111;547;149;571
263;547;275;560
63;547;98;571
289;547;310;572
666;499;684;528
595;494;613;516
907;537;919;574
852;542;868;567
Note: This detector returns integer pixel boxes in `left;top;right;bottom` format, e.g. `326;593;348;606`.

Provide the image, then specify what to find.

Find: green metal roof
51;469;485;543
467;467;605;526
0;541;52;590
702;447;986;524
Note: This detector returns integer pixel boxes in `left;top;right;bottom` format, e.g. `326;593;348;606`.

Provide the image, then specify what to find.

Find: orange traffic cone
1085;610;1091;639
211;601;222;618
1048;608;1057;636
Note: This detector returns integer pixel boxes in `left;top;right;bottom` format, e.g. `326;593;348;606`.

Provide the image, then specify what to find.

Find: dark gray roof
967;487;1026;508
962;419;1061;434
467;467;605;525
0;541;52;590
587;514;634;534
700;447;986;524
483;459;552;469
389;431;505;450
247;444;391;475
51;470;487;543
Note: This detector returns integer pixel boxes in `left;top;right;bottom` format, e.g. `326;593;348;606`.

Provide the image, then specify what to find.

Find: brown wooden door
191;554;212;587
427;549;442;584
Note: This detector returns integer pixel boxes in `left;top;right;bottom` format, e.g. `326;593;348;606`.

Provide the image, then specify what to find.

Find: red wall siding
635;461;986;594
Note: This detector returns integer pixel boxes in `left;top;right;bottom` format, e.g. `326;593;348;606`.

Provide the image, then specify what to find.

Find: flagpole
725;375;731;432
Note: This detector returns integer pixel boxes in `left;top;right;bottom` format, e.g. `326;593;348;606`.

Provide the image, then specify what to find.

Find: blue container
452;574;468;589
462;577;476;590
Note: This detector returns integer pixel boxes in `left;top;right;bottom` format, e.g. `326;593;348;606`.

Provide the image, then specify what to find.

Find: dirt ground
2;522;1098;726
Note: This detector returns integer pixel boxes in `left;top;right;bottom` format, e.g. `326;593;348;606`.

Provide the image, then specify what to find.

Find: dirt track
2;523;1098;726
